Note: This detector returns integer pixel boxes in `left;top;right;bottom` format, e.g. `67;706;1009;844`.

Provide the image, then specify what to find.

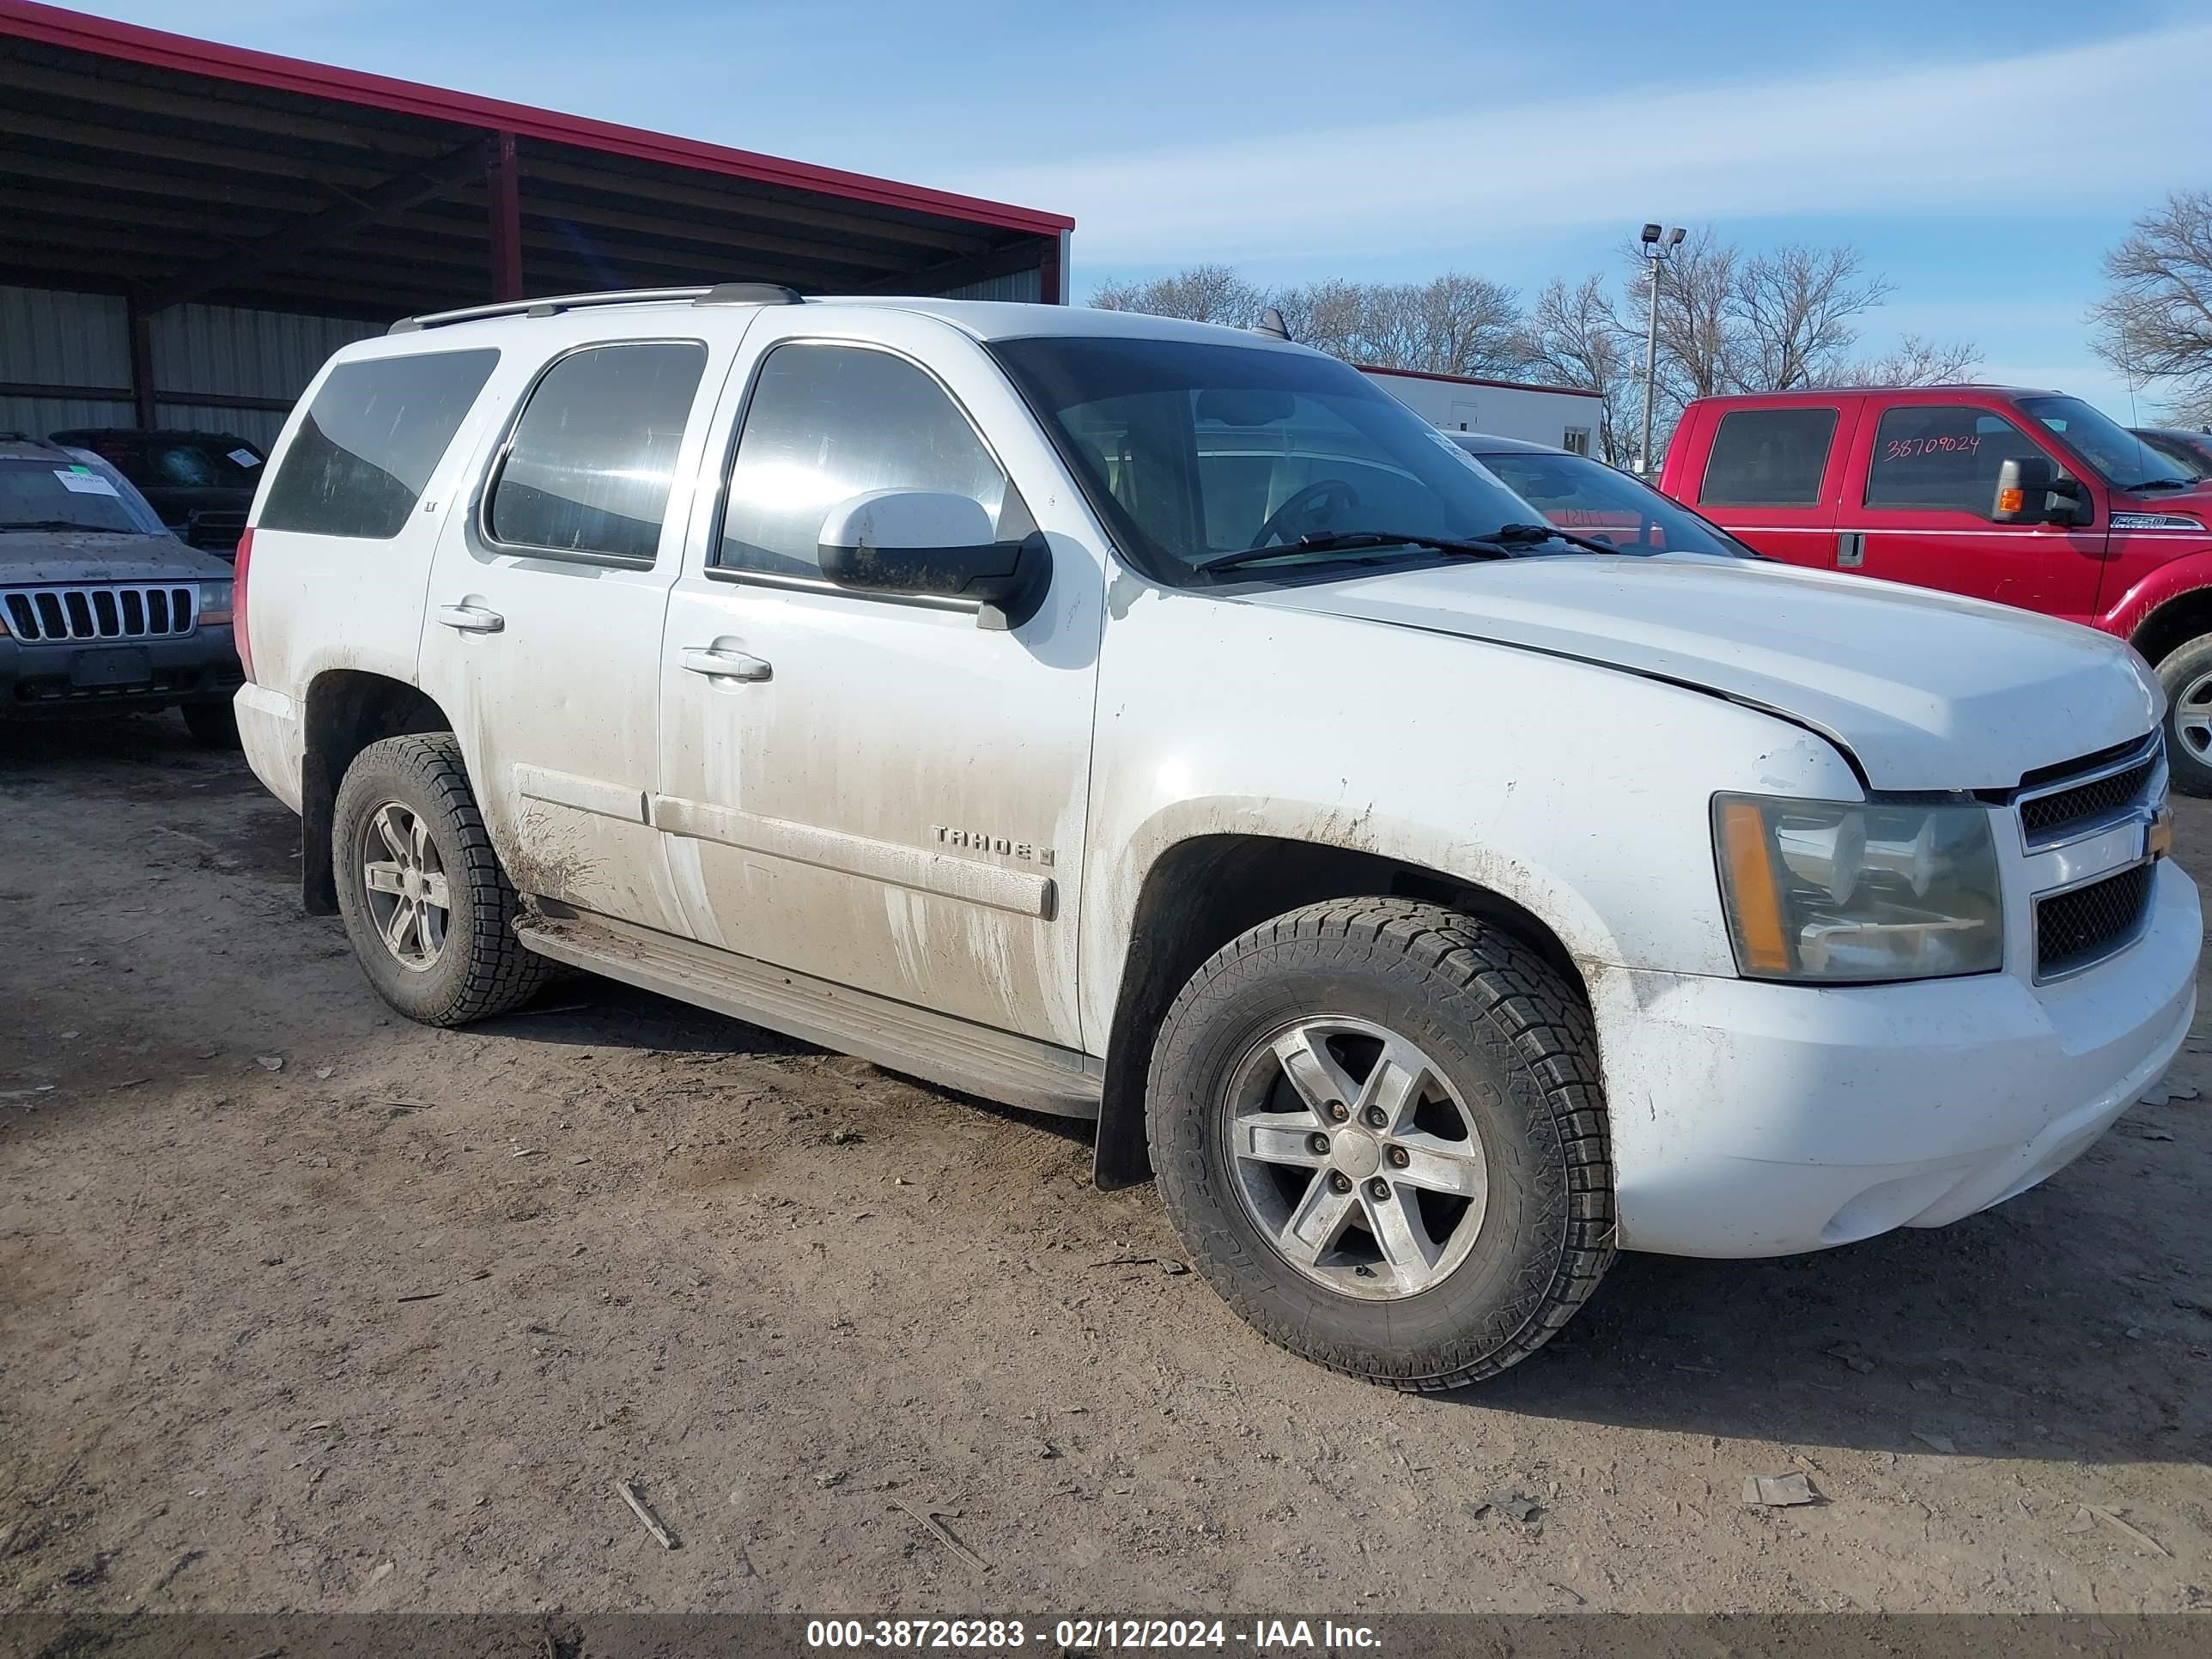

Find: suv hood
0;530;232;586
1242;554;2158;791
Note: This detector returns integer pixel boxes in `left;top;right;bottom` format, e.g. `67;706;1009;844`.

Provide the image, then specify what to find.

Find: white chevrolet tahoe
232;285;2200;1389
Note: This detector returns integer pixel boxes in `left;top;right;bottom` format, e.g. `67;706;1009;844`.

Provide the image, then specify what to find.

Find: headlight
1713;794;2003;982
198;580;234;619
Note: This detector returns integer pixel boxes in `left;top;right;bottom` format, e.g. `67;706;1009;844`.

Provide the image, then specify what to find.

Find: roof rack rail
696;283;805;307
388;286;716;335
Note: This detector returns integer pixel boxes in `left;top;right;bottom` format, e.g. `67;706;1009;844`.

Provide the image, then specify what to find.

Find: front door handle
437;603;506;634
680;646;772;683
1835;532;1865;569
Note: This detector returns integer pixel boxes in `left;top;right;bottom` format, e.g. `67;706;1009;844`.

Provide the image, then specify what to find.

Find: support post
1042;228;1071;306
126;296;157;428
487;131;522;301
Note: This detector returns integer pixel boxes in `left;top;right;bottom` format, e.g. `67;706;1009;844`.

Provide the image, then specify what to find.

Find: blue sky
77;0;2212;417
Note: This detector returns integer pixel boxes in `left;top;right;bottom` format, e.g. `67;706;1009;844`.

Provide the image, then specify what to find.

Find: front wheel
1146;899;1615;1390
2156;635;2212;797
331;733;551;1026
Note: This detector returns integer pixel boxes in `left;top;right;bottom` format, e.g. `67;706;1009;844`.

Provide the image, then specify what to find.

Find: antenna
1251;307;1291;342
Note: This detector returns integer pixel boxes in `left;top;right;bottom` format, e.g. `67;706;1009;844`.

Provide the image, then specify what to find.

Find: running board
514;907;1103;1119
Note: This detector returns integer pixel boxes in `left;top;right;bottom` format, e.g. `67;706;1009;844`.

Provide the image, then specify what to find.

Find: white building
1359;366;1604;454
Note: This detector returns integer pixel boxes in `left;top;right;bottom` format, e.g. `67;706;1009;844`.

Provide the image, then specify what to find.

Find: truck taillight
233;527;255;683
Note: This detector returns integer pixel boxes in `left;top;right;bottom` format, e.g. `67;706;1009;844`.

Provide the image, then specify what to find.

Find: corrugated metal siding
152;402;286;450
937;269;1042;303
151;302;380;401
0;285;129;387
2;396;135;438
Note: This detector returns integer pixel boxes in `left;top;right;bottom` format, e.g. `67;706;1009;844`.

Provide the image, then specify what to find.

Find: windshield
0;453;168;534
72;434;264;490
2138;429;2212;477
1456;442;1753;558
988;336;1540;580
2019;396;2192;491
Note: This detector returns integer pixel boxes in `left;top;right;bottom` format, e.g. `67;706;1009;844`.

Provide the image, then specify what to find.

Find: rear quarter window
1698;407;1839;507
258;348;501;539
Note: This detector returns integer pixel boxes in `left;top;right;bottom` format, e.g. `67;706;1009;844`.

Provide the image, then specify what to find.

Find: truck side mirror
817;489;1050;629
1990;457;2086;526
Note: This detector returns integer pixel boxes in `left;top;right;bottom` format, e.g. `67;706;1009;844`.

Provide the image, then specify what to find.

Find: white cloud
956;23;2212;265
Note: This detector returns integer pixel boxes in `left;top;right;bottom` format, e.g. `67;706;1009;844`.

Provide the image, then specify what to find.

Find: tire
331;732;551;1026
2155;634;2212;798
180;699;240;750
1146;898;1614;1390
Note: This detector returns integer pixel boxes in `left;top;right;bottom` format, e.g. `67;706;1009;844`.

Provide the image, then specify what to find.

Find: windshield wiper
1492;520;1632;557
0;519;97;532
2126;477;2196;492
1195;530;1515;576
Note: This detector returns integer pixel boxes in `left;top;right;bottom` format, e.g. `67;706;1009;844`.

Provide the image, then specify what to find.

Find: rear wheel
1146;898;1614;1390
332;733;550;1025
2155;635;2212;797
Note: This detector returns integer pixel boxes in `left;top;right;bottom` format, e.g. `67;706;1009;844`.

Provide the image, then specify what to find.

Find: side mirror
1992;457;2088;526
817;489;1049;629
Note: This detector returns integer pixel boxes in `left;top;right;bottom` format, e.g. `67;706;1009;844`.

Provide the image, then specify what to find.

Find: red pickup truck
1659;386;2212;792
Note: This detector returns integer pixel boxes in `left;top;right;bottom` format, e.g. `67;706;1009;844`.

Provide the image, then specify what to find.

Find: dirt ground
2;715;2208;1618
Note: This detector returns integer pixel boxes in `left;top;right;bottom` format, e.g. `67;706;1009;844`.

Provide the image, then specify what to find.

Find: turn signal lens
2150;805;2173;860
1717;798;1793;975
1996;487;2025;514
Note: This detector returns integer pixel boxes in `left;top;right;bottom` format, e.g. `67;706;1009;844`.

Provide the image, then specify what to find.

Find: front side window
260;349;500;539
1864;406;2046;514
718;343;1008;579
1698;407;1839;507
1465;444;1752;557
988;336;1534;582
488;342;707;561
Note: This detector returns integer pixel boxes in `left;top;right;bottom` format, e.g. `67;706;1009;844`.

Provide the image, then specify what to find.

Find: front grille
3;584;197;643
2016;733;2161;846
2035;863;2155;980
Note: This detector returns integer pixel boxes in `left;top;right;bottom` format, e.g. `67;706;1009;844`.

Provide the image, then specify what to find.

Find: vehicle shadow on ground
482;981;1097;1146
1457;1194;2207;1464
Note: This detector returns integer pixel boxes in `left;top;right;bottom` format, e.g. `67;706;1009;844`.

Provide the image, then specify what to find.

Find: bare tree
1094;265;1519;378
2092;190;2212;424
1089;264;1266;328
1835;332;1984;387
1730;244;1893;390
1514;276;1639;466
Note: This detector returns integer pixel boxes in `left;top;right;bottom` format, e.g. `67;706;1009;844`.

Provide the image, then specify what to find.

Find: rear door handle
437;603;506;634
1835;532;1865;569
680;646;772;682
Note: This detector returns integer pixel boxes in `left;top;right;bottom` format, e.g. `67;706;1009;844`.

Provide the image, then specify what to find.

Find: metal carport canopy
0;0;1074;325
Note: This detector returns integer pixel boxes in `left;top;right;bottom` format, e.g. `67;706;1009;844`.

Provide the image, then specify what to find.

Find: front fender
2104;550;2212;644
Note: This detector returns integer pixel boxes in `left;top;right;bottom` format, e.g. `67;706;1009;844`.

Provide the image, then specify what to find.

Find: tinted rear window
259;349;500;539
1698;407;1839;507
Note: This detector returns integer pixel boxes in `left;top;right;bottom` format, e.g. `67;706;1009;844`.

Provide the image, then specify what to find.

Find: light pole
1638;223;1685;476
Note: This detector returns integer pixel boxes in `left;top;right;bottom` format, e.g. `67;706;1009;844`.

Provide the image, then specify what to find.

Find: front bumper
1;625;241;720
1595;858;2200;1257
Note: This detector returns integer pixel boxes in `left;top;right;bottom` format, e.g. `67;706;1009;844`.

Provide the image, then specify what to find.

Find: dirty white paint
236;294;2200;1262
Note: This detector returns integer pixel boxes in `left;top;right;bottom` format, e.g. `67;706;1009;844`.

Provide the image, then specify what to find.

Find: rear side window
487;342;708;562
1865;406;2044;514
1699;408;1839;507
259;349;499;539
718;343;1006;579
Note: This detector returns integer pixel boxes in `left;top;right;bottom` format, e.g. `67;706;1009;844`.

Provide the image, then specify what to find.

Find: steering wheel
1253;478;1360;546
